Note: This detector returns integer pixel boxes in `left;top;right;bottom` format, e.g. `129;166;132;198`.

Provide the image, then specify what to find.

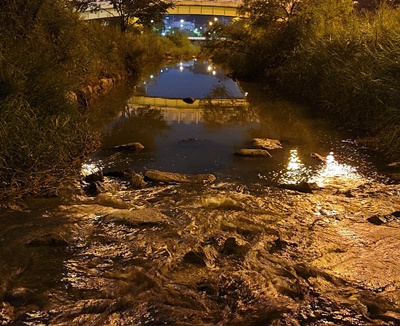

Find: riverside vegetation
0;0;198;200
203;0;400;161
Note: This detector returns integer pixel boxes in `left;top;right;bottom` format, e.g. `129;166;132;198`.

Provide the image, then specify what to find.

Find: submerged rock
130;172;147;189
102;208;167;227
387;162;400;168
311;152;327;162
278;182;319;193
252;138;282;150
234;149;272;157
94;193;130;209
114;142;144;152
145;169;216;184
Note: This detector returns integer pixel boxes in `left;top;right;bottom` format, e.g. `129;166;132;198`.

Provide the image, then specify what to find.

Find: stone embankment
69;74;126;107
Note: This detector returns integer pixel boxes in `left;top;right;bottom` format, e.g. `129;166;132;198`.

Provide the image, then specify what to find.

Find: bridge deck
81;0;242;20
129;96;246;108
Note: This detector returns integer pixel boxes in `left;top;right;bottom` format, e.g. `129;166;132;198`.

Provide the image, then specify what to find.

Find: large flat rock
102;208;167;226
234;149;272;157
145;169;216;184
252;138;282;150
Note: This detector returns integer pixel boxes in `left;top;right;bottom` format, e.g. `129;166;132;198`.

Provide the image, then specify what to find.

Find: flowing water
1;60;400;325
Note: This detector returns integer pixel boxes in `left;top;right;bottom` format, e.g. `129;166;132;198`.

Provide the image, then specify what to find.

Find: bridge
129;96;246;109
81;0;242;20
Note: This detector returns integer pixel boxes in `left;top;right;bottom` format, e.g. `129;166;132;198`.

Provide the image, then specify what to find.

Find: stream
1;60;400;325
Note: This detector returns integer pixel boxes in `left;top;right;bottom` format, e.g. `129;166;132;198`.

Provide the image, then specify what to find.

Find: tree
354;0;400;12
238;0;302;27
72;0;175;32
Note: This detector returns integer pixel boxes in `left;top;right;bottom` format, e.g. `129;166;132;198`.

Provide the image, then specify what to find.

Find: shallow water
87;60;388;187
1;60;399;325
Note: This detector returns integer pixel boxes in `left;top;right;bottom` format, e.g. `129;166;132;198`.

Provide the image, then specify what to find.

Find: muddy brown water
1;61;399;325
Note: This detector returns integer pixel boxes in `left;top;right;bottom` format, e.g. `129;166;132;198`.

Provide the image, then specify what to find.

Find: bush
203;1;400;159
278;6;400;158
0;0;178;199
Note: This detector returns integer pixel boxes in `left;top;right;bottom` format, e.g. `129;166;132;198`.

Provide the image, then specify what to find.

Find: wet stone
145;169;216;185
84;170;104;183
234;149;272;157
94;193;130;209
252;138;282;150
387;161;400;168
114;142;144;152
86;181;104;197
102;208;167;227
367;214;389;225
311;152;327;162
129;172;146;189
278;182;318;193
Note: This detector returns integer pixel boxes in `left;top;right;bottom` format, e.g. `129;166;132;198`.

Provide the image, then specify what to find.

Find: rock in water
252;138;282;150
102;208;167;227
145;169;216;184
114;142;144;152
278;182;319;193
130;172;146;189
311;152;327;162
234;149;272;157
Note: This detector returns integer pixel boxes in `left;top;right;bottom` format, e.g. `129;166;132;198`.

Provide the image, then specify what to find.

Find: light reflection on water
310;152;363;187
273;149;363;187
278;149;312;184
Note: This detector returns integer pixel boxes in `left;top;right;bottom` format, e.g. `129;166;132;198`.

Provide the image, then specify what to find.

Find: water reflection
85;60;379;184
311;152;363;187
87;61;257;175
134;60;245;100
278;149;312;184
102;107;170;148
275;150;363;187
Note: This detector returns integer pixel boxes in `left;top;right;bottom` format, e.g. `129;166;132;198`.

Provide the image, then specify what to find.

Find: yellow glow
279;149;310;184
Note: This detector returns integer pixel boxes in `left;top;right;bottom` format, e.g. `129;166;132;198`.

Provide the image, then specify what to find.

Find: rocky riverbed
1;173;399;325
